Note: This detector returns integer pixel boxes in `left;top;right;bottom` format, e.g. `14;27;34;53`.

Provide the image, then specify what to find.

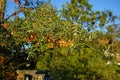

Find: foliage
0;0;120;80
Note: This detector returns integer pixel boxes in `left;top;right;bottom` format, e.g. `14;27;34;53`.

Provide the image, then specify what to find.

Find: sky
51;0;120;16
5;0;120;17
89;0;120;16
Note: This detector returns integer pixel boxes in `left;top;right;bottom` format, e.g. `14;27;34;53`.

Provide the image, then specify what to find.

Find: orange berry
1;23;8;28
63;43;66;47
30;34;37;40
47;37;53;43
50;43;54;49
60;43;63;47
1;55;5;64
0;16;2;18
55;38;61;46
30;35;34;39
13;0;20;5
33;35;37;39
26;38;33;42
1;43;6;47
11;31;15;35
68;40;74;46
65;43;68;47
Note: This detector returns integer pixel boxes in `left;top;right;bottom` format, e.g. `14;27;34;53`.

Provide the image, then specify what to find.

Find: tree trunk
0;0;6;22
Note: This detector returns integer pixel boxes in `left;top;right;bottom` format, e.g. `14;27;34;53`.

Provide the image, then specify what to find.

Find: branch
4;11;19;21
48;0;51;3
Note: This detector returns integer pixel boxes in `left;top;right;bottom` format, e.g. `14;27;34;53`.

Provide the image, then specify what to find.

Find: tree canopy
0;0;120;80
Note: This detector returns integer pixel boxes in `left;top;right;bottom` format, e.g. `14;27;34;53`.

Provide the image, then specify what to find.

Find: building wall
16;70;45;80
